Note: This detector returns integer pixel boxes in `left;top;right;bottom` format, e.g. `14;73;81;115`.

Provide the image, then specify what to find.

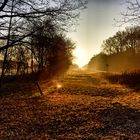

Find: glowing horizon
70;0;126;68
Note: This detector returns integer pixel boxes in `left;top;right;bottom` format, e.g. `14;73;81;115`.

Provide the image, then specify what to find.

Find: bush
105;70;140;88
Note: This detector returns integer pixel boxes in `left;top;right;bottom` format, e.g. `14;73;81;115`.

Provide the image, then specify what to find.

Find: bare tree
120;0;140;25
0;0;87;87
0;0;14;87
30;20;75;95
0;0;87;51
101;26;140;55
0;0;8;12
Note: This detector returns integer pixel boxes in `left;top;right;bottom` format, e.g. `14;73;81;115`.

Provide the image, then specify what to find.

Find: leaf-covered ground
0;72;140;139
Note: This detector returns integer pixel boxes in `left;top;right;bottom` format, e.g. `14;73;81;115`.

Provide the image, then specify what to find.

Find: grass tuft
105;70;140;89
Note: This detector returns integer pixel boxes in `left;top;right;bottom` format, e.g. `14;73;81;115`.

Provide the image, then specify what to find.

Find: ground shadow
0;96;139;139
94;103;140;139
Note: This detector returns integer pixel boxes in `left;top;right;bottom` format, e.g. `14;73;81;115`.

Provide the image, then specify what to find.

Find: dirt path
0;72;140;139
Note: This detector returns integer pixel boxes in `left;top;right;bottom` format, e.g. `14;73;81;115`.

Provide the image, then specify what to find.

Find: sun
73;48;87;68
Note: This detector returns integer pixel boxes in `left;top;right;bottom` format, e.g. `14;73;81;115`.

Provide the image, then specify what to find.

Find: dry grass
0;72;140;139
105;70;140;90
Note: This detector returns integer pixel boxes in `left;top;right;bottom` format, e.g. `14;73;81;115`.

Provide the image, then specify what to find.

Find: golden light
73;48;87;68
74;48;83;58
57;83;62;89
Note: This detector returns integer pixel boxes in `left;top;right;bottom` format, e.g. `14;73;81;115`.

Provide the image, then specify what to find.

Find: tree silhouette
0;0;87;87
0;0;8;12
0;0;87;51
30;20;75;95
120;0;140;26
101;26;140;55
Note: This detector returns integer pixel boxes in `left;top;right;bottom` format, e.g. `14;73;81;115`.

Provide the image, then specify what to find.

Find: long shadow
93;103;140;139
0;89;140;139
66;103;140;139
0;95;97;139
0;81;37;97
21;101;140;139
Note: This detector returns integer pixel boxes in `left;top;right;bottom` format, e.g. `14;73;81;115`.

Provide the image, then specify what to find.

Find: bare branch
0;0;8;12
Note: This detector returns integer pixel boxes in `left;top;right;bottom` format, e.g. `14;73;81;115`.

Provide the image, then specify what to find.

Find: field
0;72;140;139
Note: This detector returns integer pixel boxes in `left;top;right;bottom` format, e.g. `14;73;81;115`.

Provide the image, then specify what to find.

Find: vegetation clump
105;70;140;89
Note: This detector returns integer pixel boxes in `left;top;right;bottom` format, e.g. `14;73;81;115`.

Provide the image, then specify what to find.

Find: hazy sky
70;0;126;67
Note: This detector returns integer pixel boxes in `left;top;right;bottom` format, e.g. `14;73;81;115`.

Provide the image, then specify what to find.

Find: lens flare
57;83;62;89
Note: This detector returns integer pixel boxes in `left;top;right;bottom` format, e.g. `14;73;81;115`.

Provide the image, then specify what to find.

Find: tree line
0;0;87;88
88;25;140;72
101;26;140;55
101;0;140;55
88;0;140;72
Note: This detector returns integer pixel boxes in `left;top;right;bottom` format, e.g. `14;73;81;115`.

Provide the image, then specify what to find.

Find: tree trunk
0;0;14;88
0;49;8;87
35;81;43;96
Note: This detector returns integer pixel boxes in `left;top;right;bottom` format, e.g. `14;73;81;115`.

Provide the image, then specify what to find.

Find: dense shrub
105;70;140;88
